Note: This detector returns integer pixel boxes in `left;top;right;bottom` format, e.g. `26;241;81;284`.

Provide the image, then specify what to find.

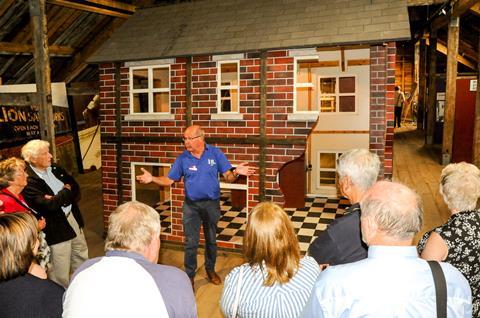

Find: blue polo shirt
168;144;232;201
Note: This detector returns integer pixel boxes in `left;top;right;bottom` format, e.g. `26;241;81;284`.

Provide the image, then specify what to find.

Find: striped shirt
220;256;320;318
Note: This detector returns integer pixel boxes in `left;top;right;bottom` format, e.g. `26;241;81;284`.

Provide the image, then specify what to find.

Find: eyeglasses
182;135;202;142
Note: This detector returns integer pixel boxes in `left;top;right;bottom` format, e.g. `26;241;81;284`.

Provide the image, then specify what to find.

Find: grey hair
21;140;50;163
360;181;423;241
439;162;480;212
105;201;161;253
337;149;381;192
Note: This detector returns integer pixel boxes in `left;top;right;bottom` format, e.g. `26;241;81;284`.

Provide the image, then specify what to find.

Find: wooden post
28;0;56;159
426;30;437;145
473;34;480;166
418;38;427;129
259;50;267;202
442;16;460;164
185;56;192;127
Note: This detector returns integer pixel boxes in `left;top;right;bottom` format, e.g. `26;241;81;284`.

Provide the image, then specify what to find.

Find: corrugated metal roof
88;0;411;63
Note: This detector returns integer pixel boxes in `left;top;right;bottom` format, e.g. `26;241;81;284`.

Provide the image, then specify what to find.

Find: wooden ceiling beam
426;38;477;70
0;0;16;18
0;41;74;56
47;0;134;18
432;0;478;30
407;0;446;6
470;2;480;16
62;18;126;83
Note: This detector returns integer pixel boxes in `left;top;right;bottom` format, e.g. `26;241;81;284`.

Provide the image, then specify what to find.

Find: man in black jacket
22;140;88;287
308;149;380;266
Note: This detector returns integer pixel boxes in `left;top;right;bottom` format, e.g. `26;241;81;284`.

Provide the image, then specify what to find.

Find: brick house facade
98;44;396;248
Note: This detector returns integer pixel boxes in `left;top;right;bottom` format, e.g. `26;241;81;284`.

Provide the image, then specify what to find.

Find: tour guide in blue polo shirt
136;125;255;288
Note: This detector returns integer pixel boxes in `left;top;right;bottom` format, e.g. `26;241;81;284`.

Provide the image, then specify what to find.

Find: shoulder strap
0;190;39;217
427;260;447;318
231;266;244;318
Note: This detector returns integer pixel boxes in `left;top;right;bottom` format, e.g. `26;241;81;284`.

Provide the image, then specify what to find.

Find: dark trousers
182;199;221;278
394;106;403;127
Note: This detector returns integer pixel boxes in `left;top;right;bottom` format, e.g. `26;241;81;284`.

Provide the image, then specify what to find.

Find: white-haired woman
418;162;480;316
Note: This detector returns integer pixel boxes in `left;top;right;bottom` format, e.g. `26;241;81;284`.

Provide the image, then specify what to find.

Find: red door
452;78;476;163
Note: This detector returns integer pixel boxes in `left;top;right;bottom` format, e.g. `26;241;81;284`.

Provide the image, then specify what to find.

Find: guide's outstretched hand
235;162;256;176
136;168;154;184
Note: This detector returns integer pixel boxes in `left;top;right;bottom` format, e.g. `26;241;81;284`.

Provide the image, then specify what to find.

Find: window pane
320;153;336;169
339;96;355;112
297;60;316;83
153;92;169;112
339;76;355;93
221;99;231;112
221;63;238;86
296;87;314;111
320;171;336;185
153;68;169;89
320;78;336;94
133;93;149;113
230;89;238;112
132;69;148;89
320;96;336;112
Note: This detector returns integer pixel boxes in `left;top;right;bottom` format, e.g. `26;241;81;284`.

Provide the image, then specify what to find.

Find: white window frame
316;151;342;191
217;60;240;114
293;56;317;114
318;75;358;114
131;162;172;202
127;64;173;120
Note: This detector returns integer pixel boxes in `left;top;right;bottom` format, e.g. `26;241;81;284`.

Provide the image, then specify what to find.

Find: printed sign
0;105;70;145
0;83;71;147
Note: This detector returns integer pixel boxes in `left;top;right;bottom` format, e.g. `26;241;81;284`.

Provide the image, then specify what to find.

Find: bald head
184;125;204;138
360;181;423;243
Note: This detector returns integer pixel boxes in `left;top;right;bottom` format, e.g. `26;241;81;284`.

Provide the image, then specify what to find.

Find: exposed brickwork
369;43;396;179
99;46;394;247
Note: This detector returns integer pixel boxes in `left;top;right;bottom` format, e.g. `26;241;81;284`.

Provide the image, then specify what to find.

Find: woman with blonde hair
220;202;320;317
418;162;480;316
0;213;64;318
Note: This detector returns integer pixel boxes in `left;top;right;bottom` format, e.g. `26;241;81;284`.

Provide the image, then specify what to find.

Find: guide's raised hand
136;168;153;184
235;162;256;176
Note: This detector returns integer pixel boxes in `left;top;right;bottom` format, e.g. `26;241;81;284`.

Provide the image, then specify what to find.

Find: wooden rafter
407;0;446;5
0;0;15;18
0;41;74;56
426;38;477;70
432;0;479;30
470;2;480;16
62;18;126;83
47;0;134;18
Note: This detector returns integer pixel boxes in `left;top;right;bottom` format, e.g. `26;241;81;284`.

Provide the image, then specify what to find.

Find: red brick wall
99;46;395;247
370;43;395;179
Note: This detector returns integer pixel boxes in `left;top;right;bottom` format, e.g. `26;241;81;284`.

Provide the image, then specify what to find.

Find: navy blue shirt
168;144;232;201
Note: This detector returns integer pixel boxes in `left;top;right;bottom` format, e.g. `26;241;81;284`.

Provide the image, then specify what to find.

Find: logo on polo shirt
208;159;216;167
188;165;198;171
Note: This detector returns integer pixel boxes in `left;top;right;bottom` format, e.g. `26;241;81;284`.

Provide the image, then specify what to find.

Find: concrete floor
76;124;450;317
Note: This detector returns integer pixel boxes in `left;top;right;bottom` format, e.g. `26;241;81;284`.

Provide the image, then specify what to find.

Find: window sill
211;113;244;121
124;113;175;121
287;113;318;122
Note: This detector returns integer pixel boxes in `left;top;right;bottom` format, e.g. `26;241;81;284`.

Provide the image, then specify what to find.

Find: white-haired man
21;139;88;287
63;201;197;318
308;149;380;266
302;181;472;317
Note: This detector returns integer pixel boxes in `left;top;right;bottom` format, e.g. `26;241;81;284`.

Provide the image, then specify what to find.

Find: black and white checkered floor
155;194;350;252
